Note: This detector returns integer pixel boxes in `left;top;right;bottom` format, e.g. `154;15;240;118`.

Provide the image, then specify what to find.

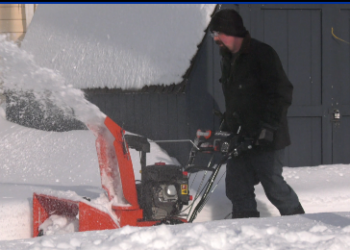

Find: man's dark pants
225;148;301;217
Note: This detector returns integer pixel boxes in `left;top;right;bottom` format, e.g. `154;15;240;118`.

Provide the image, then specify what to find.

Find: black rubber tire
37;229;44;236
153;218;185;226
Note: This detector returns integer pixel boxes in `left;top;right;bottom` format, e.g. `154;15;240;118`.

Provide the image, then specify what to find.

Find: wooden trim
0;4;28;41
0;7;24;20
0;4;22;8
0;20;26;33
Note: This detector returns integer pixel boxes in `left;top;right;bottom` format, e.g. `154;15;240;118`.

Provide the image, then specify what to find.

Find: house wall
0;4;37;43
0;4;26;42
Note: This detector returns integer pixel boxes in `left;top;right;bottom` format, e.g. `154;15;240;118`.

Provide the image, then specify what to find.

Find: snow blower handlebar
188;156;228;222
185;128;254;222
153;140;200;150
190;128;253;157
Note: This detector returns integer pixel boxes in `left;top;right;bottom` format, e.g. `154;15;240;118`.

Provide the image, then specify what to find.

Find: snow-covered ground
2;212;350;249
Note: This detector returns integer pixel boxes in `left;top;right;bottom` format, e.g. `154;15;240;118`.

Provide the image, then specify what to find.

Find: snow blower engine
125;135;190;222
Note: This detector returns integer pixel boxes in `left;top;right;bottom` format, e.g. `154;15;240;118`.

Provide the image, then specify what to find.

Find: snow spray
0;35;125;205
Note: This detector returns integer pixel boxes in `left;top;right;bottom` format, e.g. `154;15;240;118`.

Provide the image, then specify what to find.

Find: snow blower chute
33;116;252;237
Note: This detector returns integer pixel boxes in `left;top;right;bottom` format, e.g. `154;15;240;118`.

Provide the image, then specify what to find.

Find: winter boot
281;202;305;216
232;211;260;219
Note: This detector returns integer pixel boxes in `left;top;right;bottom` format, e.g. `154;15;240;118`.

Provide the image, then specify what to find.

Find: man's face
212;31;241;54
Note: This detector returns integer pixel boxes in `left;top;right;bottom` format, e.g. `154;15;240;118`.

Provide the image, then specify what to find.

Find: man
209;8;305;219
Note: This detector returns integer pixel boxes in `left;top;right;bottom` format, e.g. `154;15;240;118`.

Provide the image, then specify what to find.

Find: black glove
255;123;278;146
233;138;254;157
220;133;240;155
221;134;253;157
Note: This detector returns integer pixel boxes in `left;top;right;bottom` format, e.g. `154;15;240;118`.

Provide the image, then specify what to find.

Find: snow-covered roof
21;4;216;90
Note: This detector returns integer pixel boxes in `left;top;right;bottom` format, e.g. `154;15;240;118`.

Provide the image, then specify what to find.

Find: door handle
333;109;341;121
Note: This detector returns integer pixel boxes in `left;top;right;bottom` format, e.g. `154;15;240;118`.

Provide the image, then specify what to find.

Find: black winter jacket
220;33;293;150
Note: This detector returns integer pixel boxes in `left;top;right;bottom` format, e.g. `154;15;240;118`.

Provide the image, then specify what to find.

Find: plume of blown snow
0;35;105;126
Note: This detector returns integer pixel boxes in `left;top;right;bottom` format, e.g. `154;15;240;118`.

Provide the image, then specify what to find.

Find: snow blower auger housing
33;117;190;237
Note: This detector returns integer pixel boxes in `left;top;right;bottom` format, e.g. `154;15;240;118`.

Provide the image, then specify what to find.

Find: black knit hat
209;9;248;37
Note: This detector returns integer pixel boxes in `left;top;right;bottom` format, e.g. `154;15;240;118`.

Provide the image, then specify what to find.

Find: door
237;4;330;166
328;5;350;164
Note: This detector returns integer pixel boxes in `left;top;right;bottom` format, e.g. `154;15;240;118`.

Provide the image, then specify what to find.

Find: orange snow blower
32;117;191;237
32;116;253;237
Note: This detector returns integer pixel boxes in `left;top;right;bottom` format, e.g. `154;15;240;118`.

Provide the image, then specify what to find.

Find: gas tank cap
166;185;177;196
